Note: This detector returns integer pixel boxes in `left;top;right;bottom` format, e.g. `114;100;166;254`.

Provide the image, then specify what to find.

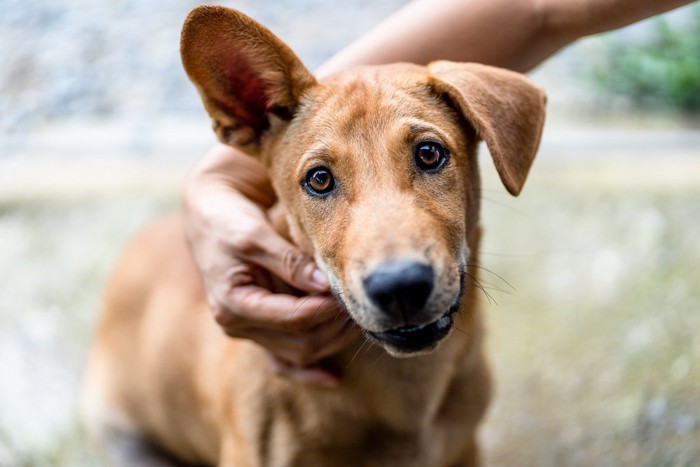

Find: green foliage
590;5;700;112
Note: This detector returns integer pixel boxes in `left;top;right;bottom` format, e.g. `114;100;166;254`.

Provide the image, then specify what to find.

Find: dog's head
181;6;545;356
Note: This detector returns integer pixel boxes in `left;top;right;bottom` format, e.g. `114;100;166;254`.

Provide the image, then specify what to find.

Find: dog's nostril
363;260;434;316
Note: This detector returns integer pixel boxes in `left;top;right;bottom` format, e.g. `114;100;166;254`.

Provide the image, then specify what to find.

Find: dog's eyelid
297;148;335;177
414;136;449;149
402;122;452;149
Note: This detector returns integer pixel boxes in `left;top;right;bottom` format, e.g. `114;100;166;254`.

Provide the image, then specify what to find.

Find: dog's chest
254;408;451;467
230;348;471;467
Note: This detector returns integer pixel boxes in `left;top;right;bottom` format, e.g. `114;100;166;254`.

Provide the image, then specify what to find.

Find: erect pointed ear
181;6;316;153
427;62;546;196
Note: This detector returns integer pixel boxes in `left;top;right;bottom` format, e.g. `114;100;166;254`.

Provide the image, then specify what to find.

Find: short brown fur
83;6;545;467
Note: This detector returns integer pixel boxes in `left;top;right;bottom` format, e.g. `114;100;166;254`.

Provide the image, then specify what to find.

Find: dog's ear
181;6;316;152
428;62;546;196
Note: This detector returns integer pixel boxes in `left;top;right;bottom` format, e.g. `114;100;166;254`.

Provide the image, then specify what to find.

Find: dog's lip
368;311;454;353
376;311;453;337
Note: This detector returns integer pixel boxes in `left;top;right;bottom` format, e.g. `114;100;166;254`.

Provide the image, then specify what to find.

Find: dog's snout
363;260;434;318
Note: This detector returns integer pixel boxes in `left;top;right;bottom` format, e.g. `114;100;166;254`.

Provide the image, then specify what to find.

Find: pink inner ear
214;48;271;134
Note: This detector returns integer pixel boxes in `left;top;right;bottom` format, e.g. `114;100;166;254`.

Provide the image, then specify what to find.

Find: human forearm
317;0;564;75
317;0;695;76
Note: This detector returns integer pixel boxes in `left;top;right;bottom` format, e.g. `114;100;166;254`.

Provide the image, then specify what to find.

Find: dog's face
271;69;476;354
181;6;546;355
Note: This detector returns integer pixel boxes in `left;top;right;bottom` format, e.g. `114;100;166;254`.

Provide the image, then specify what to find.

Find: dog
82;6;545;466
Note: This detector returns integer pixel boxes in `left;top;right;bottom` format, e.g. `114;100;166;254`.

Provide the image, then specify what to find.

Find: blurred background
1;1;699;465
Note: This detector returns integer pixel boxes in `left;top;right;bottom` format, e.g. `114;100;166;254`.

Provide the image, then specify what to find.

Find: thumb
246;225;330;292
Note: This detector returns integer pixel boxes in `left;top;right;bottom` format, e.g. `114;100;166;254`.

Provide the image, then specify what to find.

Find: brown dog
82;6;545;466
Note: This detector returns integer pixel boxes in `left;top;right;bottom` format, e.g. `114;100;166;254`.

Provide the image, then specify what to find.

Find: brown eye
414;142;448;172
303;167;336;197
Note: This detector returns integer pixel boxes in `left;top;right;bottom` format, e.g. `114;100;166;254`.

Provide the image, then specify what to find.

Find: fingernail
306;263;329;289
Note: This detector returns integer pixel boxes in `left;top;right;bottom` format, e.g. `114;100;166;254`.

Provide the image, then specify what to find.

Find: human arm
317;0;694;76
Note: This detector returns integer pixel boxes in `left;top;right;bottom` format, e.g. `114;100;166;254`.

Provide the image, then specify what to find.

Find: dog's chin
367;312;454;357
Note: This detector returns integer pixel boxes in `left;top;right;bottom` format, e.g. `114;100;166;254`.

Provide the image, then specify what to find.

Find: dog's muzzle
362;261;465;353
363;260;435;318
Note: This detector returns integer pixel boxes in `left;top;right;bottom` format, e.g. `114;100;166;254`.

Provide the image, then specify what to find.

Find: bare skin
317;0;693;75
183;146;360;386
182;0;694;383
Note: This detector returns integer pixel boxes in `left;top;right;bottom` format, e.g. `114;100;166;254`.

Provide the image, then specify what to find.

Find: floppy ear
428;62;546;196
180;6;316;152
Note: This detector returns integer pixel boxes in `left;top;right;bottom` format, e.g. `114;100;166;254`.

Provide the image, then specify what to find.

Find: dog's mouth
333;268;465;355
367;310;455;354
367;286;463;354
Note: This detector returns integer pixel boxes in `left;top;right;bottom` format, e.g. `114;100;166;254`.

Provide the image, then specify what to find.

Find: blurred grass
481;187;700;466
0;156;698;466
587;4;700;112
0;195;177;466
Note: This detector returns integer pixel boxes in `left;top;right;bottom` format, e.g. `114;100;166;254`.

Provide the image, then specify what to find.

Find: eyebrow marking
399;118;453;147
296;145;336;180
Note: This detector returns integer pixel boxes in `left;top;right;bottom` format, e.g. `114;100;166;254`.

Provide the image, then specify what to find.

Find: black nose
363;260;435;317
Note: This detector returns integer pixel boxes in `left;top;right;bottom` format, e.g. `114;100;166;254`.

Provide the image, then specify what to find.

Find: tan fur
83;6;545;466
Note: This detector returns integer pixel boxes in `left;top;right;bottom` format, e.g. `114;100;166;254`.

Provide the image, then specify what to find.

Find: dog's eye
414;142;448;173
303;167;336;197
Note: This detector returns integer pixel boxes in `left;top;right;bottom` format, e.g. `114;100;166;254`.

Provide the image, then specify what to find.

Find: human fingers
239;309;358;366
229;219;330;294
262;319;362;387
215;285;341;334
310;317;363;361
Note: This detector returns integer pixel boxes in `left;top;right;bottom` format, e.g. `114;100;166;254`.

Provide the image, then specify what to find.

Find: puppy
83;6;545;467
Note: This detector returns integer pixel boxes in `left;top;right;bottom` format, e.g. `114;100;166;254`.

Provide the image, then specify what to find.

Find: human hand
183;144;360;386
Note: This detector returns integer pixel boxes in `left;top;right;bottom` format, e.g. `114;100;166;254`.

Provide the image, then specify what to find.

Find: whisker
338;317;358;338
471;277;514;295
465;272;498;306
288;293;317;321
370;340;385;367
453;325;473;339
466;264;516;291
315;296;334;315
346;338;370;369
480;285;514;296
478;250;535;258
